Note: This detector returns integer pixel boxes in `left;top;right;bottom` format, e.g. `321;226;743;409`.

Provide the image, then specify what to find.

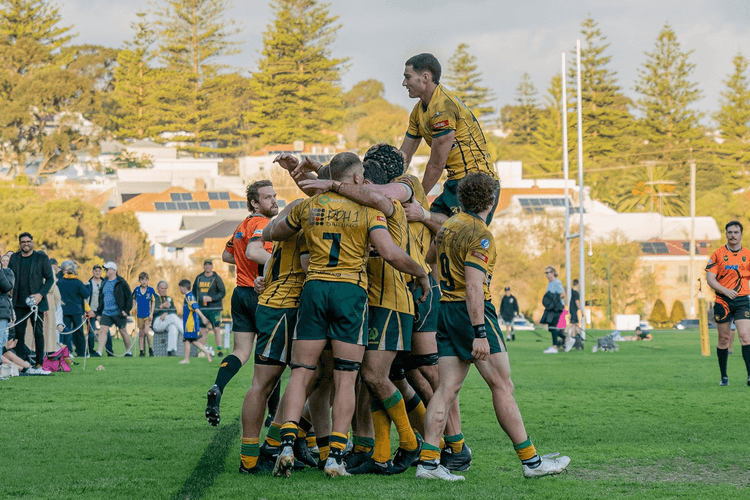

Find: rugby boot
205;385;221;426
440;443;472;471
293;437;318;468
344;450;373;470
348;457;394;476
392;434;422;474
273;445;295;478
323;455;350;477
523;452;571;478
416;461;465;481
239;455;274;474
720;376;729;386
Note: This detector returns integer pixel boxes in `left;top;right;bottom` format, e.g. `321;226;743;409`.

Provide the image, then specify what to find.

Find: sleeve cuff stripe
405;132;421;139
465;262;487;274
433;129;454;138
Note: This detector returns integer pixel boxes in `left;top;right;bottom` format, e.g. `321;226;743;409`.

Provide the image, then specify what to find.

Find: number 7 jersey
286;192;387;290
435;211;496;302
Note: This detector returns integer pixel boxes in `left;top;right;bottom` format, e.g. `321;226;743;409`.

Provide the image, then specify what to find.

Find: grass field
2;328;750;500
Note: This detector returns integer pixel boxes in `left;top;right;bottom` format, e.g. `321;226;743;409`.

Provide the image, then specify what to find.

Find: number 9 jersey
285;192;387;290
435;211;495;302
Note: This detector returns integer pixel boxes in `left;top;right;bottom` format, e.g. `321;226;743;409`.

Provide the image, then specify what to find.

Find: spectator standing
569;279;582;339
500;286;520;341
132;272;156;357
43;259;64;355
94;262;133;357
192;260;226;357
86;264;111;355
0;252;15;355
152;281;182;356
9;232;54;367
541;266;565;354
57;261;91;358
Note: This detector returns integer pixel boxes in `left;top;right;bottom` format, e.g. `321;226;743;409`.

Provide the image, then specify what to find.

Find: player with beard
205;181;277;426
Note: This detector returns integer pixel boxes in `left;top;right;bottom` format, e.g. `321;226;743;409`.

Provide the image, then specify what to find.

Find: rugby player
298;145;469;472
416;172;570;481
399;53;499;225
205;181;277;426
706;221;750;387
269;152;431;478
301;157;421;475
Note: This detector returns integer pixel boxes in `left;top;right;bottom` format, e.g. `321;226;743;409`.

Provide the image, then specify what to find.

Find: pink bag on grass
43;346;72;372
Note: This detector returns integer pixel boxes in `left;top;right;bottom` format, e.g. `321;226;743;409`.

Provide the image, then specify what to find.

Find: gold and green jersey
435;211;495;302
286;192;387;290
367;200;415;315
406;84;496;181
393;174;431;276
260;231;308;309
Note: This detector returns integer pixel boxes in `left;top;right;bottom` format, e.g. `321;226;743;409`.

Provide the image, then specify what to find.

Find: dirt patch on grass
571;457;749;488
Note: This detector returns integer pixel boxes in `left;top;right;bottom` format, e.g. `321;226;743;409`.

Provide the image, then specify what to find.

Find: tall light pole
576;40;586;331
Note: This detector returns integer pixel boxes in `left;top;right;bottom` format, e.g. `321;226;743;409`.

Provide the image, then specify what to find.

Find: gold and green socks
240;437;259;469
419;442;441;464
265;422;282;447
352;435;375;454
383;390;418;451
514;437;541;468
371;402;392;463
444;433;465;453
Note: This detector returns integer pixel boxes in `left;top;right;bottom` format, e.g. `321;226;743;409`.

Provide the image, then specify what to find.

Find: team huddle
201;53;571;481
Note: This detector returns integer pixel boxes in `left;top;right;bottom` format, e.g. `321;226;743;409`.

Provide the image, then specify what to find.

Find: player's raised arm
421;130;454;195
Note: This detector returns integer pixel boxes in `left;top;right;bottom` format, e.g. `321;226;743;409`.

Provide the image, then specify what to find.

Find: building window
678;265;688;283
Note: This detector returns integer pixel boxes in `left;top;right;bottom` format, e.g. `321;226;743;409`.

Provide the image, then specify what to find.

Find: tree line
496;18;750;225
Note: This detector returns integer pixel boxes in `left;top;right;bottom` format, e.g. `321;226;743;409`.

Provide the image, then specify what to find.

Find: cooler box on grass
152;332;198;357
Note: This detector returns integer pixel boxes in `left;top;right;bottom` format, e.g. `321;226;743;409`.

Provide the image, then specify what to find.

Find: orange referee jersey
225;214;272;288
706;245;750;297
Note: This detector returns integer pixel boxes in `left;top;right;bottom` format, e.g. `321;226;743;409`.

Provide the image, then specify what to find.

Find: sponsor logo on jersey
471;250;488;263
377;215;387;223
726;264;739;270
235;232;244;239
319;196;330;205
724;255;729;261
432;120;449;130
480;238;490;249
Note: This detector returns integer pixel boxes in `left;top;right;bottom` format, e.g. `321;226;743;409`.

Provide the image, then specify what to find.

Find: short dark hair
138;272;149;280
573;279;579;286
405;53;441;83
363;144;405;182
178;279;191;289
726;220;743;233
329;152;362;181
318;165;331;180
246;180;273;209
203;259;213;265
19;232;33;242
457;173;498;214
362;159;388;185
93;264;102;271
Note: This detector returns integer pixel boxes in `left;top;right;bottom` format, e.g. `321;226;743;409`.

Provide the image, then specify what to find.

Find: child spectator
132;272;156;357
178;279;213;364
57;261;92;358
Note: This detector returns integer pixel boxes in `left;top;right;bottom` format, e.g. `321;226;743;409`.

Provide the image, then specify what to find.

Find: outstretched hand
290;156;322;178
411;274;432;304
274;153;299;172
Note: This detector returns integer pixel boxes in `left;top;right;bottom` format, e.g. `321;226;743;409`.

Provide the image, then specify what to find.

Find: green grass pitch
1;328;749;499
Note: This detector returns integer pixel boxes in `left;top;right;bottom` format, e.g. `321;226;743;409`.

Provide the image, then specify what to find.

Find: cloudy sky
59;0;750;124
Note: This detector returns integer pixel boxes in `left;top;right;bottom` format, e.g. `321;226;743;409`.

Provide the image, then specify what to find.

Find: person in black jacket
500;286;520;341
9;232;54;366
93;262;133;357
192;260;226;356
58;261;92;357
540;266;565;354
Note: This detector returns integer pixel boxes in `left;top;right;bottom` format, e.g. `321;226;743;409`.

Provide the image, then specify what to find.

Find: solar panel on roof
219;192;230;200
208;192;218;200
188;202;199;210
165;202;177;210
177;202;188;210
199;201;211;210
170;193;181;201
653;242;669;254
155;202;166;211
519;199;530;206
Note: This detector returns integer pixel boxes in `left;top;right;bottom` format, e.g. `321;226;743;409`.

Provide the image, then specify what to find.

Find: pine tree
715;51;750;142
505;72;539;145
713;51;750;187
443;43;495;119
650;298;669;326
0;0;86;178
669;299;686;324
153;0;244;154
247;0;345;145
568;17;635;161
634;24;703;150
527;74;571;176
110;12;159;139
